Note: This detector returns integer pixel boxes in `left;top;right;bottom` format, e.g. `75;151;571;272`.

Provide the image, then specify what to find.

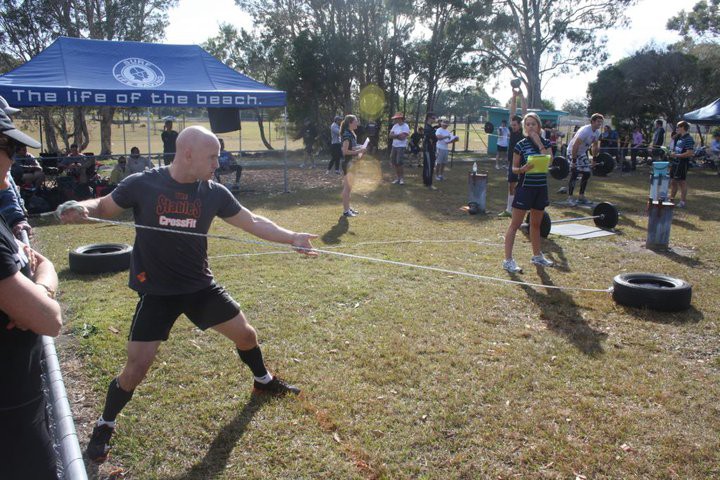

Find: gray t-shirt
112;167;242;295
330;122;341;144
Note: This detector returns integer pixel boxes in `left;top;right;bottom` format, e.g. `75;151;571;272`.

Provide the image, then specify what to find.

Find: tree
667;0;720;40
587;47;720;127
561;99;589;117
476;0;636;109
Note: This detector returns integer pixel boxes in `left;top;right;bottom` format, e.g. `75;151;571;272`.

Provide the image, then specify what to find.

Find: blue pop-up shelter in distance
0;36;286;109
683;98;720;125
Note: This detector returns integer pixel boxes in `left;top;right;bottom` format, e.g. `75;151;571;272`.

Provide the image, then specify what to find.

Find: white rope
83;216;611;293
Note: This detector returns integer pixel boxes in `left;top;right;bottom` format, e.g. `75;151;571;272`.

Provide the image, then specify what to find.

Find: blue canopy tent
0;37;290;189
683;98;720;125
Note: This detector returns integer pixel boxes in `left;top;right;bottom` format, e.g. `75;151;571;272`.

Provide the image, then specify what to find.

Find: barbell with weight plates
521;201;619;238
548;153;616;180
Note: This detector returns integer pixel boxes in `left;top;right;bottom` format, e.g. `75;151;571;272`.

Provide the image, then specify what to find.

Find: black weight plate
523;212;551;238
484;121;494;134
593;152;615;176
593;201;618;229
550;156;569;180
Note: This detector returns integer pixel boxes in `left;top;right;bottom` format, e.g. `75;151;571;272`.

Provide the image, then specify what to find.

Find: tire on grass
612;272;692;312
69;243;132;275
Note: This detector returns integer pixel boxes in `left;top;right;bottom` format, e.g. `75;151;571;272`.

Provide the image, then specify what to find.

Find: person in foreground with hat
0;108;63;479
389;112;410;184
57;125;318;462
327;115;343;175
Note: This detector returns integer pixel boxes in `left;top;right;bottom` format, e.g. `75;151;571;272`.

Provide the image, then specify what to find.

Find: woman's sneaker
531;254;554;267
343;210;357;217
86;423;115;463
502;258;523;273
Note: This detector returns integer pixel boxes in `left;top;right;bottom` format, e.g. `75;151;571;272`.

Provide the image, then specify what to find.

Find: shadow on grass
164;394;271;480
656;247;703;268
618;304;704;324
511;267;607;356
671;217;702;232
321;216;349;244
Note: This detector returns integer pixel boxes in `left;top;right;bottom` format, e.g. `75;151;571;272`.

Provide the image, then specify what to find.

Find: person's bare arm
58;193;125;223
223;208;318;256
1;250;61;336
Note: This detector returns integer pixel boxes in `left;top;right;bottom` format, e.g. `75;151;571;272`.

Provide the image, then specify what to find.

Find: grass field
34;155;719;479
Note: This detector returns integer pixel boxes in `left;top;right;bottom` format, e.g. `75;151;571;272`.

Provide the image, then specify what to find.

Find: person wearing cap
0;108;63;479
109;156;129;186
434;118;457;181
389;112;410;184
327;115;343;175
0;97;32;239
422;112;438;189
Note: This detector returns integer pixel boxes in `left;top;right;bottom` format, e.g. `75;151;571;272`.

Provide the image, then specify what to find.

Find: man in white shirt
566;113;603;205
434;118;457;180
495;119;510;169
389;112;410;185
127;146;154;174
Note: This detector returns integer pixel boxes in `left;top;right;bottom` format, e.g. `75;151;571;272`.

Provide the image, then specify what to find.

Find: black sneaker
253;377;301;396
86;423;115;462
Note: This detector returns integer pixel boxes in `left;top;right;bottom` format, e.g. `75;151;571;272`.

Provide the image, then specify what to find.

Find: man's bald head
171;126;221;182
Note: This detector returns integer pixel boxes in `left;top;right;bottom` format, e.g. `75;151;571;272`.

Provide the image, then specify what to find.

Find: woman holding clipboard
503;113;554;273
340;114;367;217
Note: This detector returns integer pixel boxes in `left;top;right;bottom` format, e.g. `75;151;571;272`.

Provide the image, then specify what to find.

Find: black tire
69;243;132;275
612;273;692;312
524;211;552;238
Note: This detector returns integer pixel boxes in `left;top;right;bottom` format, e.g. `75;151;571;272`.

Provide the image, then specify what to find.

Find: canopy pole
146;109;155;167
122;110;127;155
284;107;288;193
38;112;44;152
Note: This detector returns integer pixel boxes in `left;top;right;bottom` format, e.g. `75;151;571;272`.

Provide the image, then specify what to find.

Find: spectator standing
301;120;317;168
161;120;179;166
326;116;343;175
0;107;62;480
340;115;366;217
127;146;153;175
434;118;457;181
389;112;410;185
409;126;423;166
669;121;694;208
709;132;720;169
422;113;438;190
651;119;666;159
495;120;510;169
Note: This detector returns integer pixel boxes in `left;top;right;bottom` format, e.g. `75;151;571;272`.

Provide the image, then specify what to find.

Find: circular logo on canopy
113;58;165;88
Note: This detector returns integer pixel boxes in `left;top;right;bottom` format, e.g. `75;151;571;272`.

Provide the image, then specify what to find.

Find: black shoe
86;423;115;463
253;377;301;396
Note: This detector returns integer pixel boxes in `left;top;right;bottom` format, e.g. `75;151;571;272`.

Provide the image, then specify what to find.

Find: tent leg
122;110;127;155
146;109;155;167
284;107;288;194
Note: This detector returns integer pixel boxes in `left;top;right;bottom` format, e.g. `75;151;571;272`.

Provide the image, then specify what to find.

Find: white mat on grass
550;223;616;240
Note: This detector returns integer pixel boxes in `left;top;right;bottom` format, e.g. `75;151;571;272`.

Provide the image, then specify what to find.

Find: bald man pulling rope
58;126;318;463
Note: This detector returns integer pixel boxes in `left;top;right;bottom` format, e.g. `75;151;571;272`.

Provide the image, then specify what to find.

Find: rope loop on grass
83;216;612;294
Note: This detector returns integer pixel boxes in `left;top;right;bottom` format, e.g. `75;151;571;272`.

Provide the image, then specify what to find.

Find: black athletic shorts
0;397;57;480
129;284;241;342
341;158;353;175
670;159;689;181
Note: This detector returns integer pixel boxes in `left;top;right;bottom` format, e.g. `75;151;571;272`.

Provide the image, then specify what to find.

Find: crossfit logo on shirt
156;195;201;229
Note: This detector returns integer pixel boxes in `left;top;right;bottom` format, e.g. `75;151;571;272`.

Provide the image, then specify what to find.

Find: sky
164;0;685;108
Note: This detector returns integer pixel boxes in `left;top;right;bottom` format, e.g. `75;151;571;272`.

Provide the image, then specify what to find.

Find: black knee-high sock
102;377;134;422
237;346;269;378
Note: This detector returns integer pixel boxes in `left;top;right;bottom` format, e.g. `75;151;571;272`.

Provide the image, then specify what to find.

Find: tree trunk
40;108;59;154
99;106;116;156
72;107;89;150
255;108;274;150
